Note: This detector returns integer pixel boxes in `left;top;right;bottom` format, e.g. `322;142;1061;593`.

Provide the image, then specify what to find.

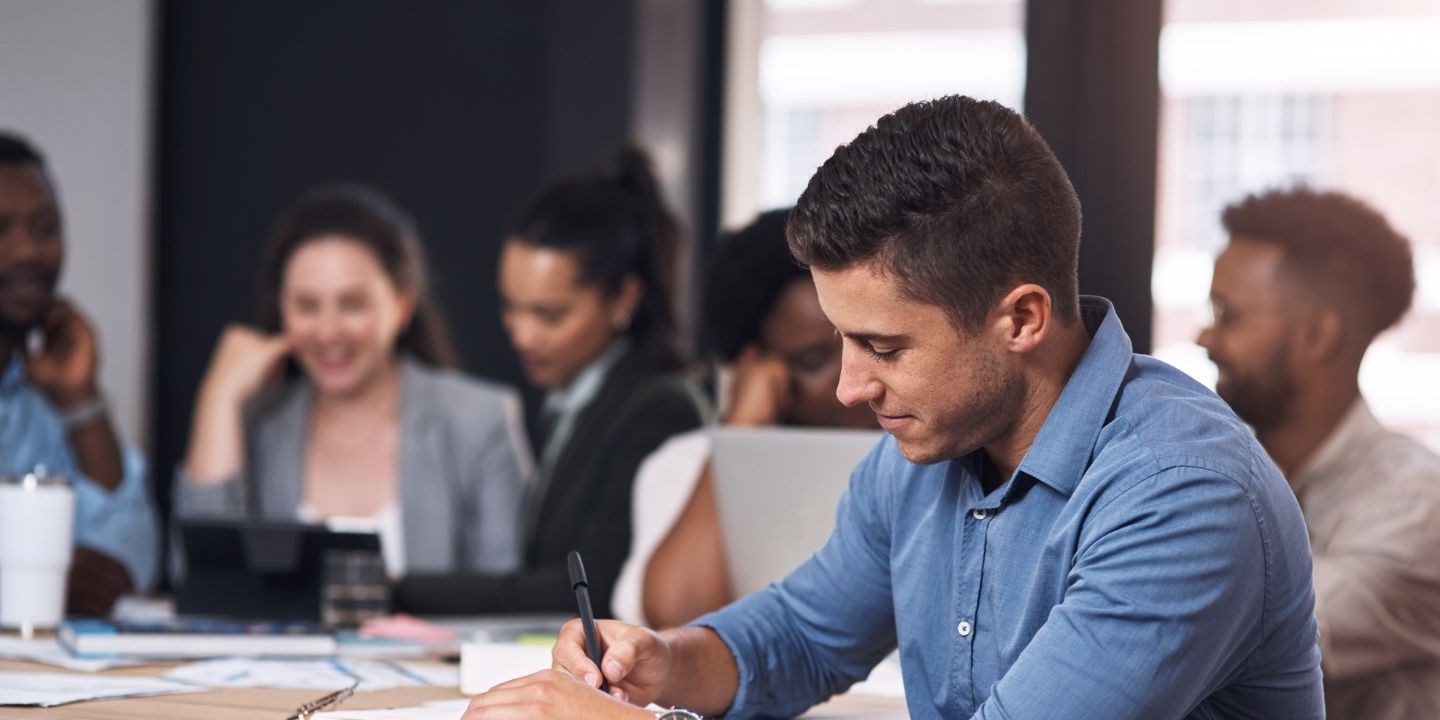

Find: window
1154;2;1440;450
723;0;1026;227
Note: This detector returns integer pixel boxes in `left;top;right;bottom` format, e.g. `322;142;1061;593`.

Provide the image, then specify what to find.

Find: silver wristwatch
654;709;703;720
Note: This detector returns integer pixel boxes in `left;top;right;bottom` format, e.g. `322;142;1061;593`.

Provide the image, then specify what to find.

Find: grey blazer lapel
397;360;456;573
253;381;308;520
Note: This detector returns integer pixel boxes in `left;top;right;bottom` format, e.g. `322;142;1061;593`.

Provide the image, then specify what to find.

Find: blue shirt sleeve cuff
72;446;159;592
692;591;780;719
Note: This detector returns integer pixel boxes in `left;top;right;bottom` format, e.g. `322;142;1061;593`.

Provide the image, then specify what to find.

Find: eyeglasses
287;678;359;720
1205;299;1291;330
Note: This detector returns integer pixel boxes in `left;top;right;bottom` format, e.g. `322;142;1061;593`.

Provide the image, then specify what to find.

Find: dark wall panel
542;0;636;177
152;1;637;530
1024;0;1161;353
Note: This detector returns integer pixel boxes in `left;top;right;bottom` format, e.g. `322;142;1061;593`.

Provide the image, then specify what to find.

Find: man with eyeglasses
1199;187;1440;720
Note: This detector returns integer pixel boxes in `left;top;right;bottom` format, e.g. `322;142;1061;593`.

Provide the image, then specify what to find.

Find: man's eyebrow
839;331;910;345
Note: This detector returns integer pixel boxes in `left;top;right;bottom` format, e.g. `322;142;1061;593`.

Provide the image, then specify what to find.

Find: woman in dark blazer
397;148;705;616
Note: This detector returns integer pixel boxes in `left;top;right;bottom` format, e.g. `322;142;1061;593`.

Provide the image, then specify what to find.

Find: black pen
567;550;609;692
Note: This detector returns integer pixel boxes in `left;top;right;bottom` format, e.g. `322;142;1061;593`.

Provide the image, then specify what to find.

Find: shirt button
957;620;973;637
972;509;988;520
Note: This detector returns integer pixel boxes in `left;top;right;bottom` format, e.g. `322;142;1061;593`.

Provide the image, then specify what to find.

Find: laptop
710;427;885;597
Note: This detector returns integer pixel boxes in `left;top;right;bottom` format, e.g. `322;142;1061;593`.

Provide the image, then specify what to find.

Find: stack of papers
0;670;201;707
164;658;458;691
0;636;146;672
61;617;336;659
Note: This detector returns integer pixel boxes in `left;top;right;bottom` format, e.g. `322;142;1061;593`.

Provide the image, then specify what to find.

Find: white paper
422;700;471;711
0;670;201;707
313;709;455;720
164;658;453;691
0;635;145;672
459;642;554;695
393;662;459;687
318;702;463;720
848;653;906;699
315;698;470;720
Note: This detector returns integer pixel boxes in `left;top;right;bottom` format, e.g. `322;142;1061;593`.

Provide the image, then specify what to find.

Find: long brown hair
259;184;459;368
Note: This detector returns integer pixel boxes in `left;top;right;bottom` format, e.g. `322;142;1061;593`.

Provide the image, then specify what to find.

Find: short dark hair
787;95;1082;330
1222;187;1414;341
260;184;460;368
0;131;47;170
702;208;807;362
513;145;683;369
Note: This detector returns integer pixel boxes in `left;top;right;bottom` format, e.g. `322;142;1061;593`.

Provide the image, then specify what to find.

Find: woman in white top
613;209;876;627
174;185;530;577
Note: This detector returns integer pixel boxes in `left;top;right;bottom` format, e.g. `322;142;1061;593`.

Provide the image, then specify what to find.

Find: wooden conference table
0;658;908;719
1;656;456;719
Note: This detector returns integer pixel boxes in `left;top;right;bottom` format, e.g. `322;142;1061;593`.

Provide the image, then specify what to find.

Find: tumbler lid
0;465;72;488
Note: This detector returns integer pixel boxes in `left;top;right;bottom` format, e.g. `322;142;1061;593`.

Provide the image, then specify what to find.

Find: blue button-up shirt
698;297;1323;719
0;355;159;591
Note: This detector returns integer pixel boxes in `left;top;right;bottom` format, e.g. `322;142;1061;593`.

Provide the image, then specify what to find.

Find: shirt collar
1011;296;1133;497
1291;397;1384;493
543;338;630;419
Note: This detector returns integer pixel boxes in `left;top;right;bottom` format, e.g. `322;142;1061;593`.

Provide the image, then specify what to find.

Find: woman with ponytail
396;147;705;616
176;185;530;579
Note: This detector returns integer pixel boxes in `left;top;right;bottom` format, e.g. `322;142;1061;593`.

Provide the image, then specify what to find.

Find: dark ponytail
512;145;683;369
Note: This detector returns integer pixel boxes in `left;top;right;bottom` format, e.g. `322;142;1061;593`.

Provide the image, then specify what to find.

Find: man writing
463;97;1323;719
1199;187;1440;719
0;132;158;613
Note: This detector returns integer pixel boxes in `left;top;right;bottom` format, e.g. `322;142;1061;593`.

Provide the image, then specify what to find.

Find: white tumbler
0;471;74;638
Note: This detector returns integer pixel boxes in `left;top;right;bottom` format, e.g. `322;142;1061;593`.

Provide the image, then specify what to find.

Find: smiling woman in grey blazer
174;186;530;576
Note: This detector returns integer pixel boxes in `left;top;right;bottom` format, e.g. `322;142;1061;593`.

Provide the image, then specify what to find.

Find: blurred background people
1199;187;1440;720
396;148;705;616
175;185;529;578
0;131;158;614
611;208;876;627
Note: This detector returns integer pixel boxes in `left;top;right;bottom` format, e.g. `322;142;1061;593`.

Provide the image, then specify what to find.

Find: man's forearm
656;626;741;718
66;412;124;491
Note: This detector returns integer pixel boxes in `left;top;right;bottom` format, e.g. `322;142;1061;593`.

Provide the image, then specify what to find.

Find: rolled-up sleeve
73;445;159;592
694;445;897;719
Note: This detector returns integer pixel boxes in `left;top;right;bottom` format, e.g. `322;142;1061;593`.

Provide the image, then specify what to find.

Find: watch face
656;711;701;720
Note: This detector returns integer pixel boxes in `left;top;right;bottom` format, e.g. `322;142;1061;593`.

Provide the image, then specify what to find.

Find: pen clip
567;550;589;590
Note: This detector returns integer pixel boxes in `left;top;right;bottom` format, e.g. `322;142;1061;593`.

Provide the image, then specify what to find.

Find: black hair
0;131;46;169
1222;186;1415;341
259;184;460;368
702;208;808;362
511;145;682;368
787;95;1082;330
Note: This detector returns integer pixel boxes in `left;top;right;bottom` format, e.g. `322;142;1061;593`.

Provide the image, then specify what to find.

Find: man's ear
1299;306;1345;363
993;284;1053;354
